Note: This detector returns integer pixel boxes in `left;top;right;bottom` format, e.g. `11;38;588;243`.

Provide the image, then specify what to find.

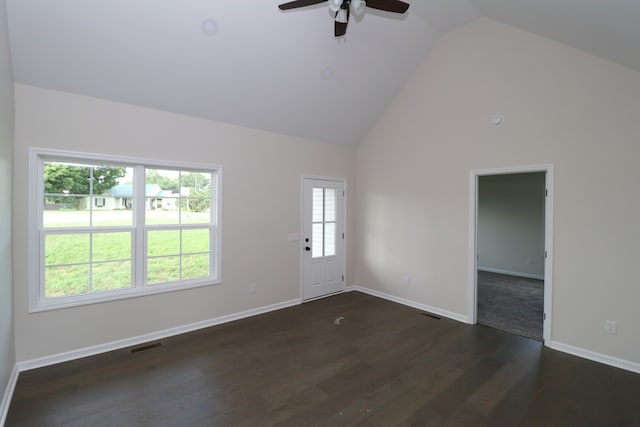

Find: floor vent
422;312;442;320
129;342;163;354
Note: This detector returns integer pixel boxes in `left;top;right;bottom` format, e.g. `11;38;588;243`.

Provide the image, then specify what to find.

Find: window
311;187;336;258
30;149;221;312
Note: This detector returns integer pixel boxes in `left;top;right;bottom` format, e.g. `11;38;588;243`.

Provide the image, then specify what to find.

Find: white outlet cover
605;320;617;334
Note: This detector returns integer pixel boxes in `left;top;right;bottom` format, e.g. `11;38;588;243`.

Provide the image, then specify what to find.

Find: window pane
92;261;132;292
182;229;210;254
93;232;131;262
324;189;336;222
146;198;179;225
43;201;90;228
324;223;336;257
45;265;90;298
312;223;323;258
43;162;131;228
92;165;133;226
43;163;90;227
92;207;133;227
147;256;180;284
182;254;209;280
45;234;90;265
181;172;212;225
147;230;180;256
312;188;324;222
182;199;211;224
146;169;180;225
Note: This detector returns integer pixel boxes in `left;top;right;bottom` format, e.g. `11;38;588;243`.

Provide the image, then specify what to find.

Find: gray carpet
477;270;544;341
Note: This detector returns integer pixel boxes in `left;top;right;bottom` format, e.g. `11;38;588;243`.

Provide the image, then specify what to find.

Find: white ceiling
6;0;640;146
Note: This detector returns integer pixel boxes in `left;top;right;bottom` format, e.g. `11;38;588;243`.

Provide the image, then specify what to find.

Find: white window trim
28;147;223;313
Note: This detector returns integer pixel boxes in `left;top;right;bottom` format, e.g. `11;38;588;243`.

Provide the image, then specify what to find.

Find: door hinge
545;189;548;197
342;232;345;239
342;275;344;282
544;250;547;258
544;313;546;320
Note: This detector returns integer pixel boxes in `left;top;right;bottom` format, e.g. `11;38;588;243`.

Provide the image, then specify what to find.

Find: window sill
29;278;221;313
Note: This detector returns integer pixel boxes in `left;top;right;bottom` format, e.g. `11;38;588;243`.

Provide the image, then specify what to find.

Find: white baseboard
353;285;469;324
17;298;301;373
0;364;19;427
478;267;544;281
344;285;357;292
548;341;640;374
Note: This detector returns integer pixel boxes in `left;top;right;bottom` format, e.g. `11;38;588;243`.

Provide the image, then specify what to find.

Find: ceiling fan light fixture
351;0;365;13
335;8;348;23
328;0;341;12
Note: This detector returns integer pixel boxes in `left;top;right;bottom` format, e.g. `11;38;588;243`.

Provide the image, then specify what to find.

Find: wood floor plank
6;291;640;426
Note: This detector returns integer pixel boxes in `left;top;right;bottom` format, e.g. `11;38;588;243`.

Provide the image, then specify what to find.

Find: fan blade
334;5;349;37
278;0;327;10
365;0;409;13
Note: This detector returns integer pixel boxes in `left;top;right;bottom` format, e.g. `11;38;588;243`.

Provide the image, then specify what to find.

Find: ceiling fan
278;0;410;37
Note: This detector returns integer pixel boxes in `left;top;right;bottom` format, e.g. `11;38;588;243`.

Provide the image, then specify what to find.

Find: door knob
305;246;311;251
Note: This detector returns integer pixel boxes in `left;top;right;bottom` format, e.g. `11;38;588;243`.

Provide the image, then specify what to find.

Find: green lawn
44;210;211;298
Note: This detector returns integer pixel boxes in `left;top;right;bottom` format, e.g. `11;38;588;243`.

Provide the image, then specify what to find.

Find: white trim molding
0;364;19;426
549;341;640;374
353;285;469;324
17;298;301;372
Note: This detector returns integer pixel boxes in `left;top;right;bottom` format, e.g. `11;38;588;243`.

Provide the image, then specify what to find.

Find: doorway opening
468;165;553;343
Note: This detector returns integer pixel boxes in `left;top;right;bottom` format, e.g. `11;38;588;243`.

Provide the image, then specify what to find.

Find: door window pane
312;223;323;258
311;187;338;258
312;188;324;222
324;189;336;222
324;223;336;257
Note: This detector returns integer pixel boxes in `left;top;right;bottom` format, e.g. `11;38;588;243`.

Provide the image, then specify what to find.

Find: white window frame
28;148;222;312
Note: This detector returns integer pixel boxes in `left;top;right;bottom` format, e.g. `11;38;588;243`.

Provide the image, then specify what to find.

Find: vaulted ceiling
6;0;640;146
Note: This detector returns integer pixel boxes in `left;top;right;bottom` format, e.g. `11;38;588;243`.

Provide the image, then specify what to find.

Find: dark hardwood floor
7;292;640;426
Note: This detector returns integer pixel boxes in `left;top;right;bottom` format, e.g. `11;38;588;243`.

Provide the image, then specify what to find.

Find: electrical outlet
403;276;410;287
249;283;256;294
605;320;616;335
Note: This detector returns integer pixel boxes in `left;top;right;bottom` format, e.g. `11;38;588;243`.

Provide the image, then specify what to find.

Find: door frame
467;164;554;343
300;175;347;301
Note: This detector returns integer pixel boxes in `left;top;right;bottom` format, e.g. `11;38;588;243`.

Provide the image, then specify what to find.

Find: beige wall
13;84;356;361
355;19;640;364
0;0;15;399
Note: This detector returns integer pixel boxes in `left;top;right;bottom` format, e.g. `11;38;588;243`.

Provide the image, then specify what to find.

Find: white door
302;178;345;300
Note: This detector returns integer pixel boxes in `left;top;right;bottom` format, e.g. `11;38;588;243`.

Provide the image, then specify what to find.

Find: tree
181;172;211;212
44;163;127;204
145;169;179;193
